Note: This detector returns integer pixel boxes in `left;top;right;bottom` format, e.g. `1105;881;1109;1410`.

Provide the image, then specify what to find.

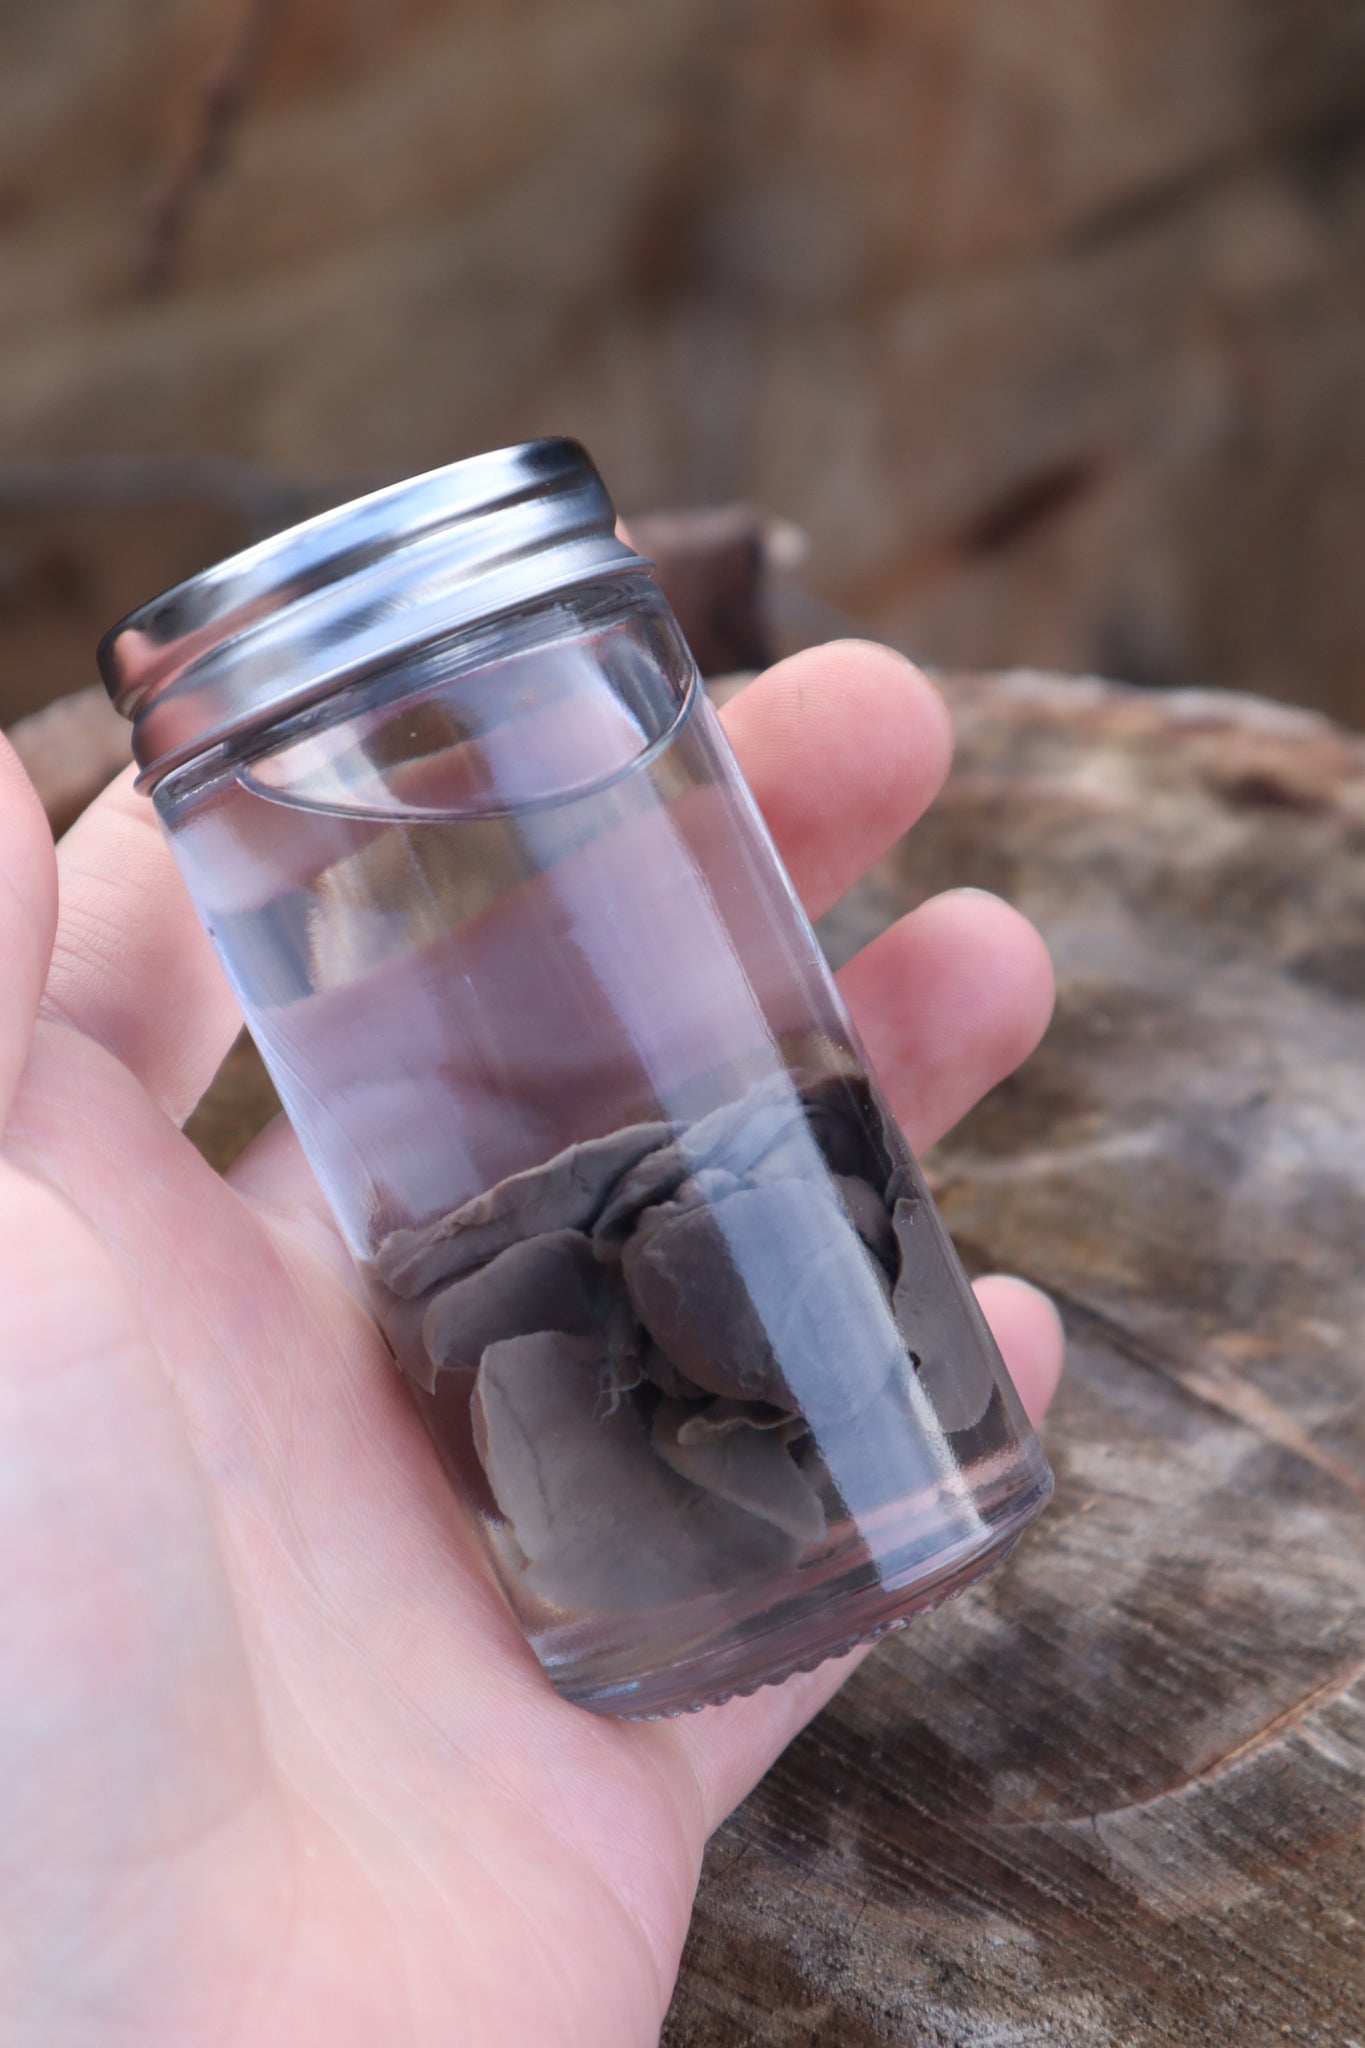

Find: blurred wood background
2;0;1365;723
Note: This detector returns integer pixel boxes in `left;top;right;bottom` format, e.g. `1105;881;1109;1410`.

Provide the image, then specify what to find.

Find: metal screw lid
97;438;650;786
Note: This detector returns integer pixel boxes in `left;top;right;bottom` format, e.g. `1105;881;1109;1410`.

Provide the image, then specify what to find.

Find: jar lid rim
97;438;650;786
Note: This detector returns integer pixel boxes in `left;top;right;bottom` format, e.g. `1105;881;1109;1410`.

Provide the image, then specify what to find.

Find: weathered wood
181;1026;280;1174
3;2;1364;718
133;0;285;295
627;506;786;680
662;672;1365;2045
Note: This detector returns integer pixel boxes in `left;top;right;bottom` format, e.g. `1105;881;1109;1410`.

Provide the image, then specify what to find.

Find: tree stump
663;672;1365;2047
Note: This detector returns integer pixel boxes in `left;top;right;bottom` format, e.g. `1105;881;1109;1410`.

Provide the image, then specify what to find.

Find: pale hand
0;644;1063;2048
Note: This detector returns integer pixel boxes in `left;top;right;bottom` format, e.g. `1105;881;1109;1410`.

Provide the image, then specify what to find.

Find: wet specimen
362;1067;1001;1618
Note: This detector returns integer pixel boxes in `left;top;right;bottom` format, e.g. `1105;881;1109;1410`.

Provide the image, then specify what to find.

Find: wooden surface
660;672;1365;2046
3;3;1365;720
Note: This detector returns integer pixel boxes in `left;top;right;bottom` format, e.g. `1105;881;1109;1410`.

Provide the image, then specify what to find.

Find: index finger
39;767;243;1128
723;642;953;919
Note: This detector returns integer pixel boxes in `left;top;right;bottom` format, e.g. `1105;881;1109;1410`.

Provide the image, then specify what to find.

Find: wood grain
2;2;1364;718
662;672;1365;2046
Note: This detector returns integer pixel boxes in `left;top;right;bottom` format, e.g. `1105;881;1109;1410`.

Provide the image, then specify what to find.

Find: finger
972;1274;1066;1422
39;768;241;1126
0;739;59;1124
664;1272;1065;1834
227;1113;361;1290
234;887;1053;1252
721;642;954;919
839;887;1055;1153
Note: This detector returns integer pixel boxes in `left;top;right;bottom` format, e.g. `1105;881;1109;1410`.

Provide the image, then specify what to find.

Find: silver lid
98;438;650;785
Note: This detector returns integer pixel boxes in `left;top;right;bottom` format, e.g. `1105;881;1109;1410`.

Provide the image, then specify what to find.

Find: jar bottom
540;1455;1054;1719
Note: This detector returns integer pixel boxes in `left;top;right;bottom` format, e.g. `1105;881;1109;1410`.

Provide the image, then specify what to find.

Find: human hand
0;642;1062;2047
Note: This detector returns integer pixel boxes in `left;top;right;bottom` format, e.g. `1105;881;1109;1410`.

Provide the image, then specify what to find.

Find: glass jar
98;439;1052;1717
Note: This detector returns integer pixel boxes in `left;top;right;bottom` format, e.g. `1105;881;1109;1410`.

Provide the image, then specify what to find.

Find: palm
1;645;1062;2047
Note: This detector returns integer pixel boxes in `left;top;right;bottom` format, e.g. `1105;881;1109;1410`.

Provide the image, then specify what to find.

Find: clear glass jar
99;440;1052;1717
